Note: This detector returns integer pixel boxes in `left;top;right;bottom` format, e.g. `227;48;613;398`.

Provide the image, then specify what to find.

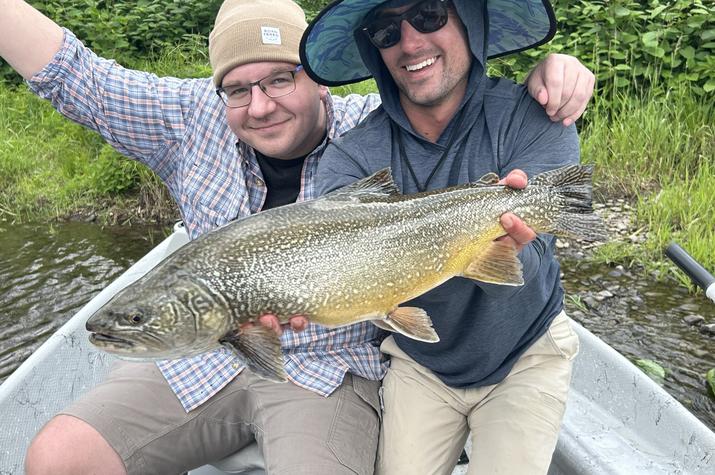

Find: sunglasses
361;0;450;49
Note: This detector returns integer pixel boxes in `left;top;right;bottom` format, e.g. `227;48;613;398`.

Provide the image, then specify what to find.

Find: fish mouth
89;332;134;348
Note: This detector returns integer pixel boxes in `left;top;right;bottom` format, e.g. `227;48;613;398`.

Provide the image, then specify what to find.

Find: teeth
405;57;436;72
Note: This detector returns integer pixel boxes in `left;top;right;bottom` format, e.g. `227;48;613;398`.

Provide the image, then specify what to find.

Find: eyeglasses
216;65;303;108
362;0;450;49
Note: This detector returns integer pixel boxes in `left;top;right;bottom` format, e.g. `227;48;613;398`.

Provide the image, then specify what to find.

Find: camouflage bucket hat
299;0;556;86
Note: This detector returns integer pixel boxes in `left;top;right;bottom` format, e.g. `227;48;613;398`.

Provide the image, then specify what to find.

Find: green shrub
87;145;139;196
495;0;715;99
7;1;711;97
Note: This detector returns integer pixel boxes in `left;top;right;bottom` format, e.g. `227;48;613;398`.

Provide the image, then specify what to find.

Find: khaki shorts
377;311;579;475
62;362;380;475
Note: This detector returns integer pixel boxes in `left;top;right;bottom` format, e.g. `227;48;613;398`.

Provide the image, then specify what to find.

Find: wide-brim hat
300;0;556;86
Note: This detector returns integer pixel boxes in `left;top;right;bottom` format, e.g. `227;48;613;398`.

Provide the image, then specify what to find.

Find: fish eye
128;314;143;324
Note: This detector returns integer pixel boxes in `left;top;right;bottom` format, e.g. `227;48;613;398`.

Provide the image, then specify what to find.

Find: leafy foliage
635;358;667;385
297;0;327;21
4;1;712;96
87;145;139;195
495;0;715;98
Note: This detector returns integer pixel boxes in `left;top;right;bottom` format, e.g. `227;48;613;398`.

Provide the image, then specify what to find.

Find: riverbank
557;196;715;429
56;185;180;227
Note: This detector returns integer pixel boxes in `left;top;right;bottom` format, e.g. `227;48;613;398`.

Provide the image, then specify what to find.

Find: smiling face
376;2;472;114
222;61;329;159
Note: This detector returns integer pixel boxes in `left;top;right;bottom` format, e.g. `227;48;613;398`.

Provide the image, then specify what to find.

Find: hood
354;0;489;132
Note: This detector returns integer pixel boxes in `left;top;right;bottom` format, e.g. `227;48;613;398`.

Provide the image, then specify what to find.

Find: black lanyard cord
393;108;468;193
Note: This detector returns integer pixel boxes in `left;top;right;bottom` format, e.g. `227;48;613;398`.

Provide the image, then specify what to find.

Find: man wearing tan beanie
1;0;594;473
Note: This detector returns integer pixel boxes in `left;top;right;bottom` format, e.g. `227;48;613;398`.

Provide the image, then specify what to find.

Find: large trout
87;164;605;382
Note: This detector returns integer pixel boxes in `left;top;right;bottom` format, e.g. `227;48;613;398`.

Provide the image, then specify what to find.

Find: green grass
579;84;714;279
582;86;714;196
0;40;211;222
0;86;102;217
123;34;212;79
0;85;175;222
636;159;715;286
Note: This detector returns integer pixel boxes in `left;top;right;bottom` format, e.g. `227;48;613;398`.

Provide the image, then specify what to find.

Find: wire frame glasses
216;65;303;108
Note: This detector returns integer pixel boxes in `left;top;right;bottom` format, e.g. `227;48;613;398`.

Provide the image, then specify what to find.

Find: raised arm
0;0;64;80
1;0;212;182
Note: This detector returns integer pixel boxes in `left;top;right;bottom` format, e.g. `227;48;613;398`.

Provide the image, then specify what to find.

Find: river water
0;221;713;431
0;220;169;381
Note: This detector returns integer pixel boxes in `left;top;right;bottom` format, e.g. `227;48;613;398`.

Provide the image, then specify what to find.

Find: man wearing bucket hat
2;0;592;473
303;0;583;472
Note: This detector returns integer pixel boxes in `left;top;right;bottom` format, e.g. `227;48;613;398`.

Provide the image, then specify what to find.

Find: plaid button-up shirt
29;30;387;412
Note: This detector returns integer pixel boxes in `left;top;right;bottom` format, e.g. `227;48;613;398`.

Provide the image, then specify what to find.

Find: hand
526;53;595;127
240;314;309;336
497;170;537;252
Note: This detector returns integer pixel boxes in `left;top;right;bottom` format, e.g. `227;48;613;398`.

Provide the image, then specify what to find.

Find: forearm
0;0;63;80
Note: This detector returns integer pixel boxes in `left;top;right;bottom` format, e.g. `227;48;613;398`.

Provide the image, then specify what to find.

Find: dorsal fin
324;168;401;202
530;165;593;187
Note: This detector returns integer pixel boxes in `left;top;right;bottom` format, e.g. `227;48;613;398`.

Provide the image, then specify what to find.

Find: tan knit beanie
209;0;307;86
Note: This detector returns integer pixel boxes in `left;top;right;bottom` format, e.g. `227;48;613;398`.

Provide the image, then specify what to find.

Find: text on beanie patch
261;26;282;45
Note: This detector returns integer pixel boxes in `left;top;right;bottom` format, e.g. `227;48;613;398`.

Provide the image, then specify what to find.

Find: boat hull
1;224;713;474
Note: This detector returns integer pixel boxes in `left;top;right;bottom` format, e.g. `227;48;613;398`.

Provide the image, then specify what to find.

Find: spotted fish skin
86;165;604;382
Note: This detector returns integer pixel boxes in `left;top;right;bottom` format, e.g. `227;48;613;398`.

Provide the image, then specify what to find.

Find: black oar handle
665;242;715;303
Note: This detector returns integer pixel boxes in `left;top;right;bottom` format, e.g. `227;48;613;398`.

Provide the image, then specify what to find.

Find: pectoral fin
376;307;439;343
462;241;524;285
371;319;395;333
220;326;287;383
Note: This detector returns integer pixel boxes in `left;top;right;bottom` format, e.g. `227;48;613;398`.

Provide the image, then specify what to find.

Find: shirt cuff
26;28;78;91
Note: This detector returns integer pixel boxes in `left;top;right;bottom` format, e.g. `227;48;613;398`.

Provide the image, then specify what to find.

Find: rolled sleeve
26;28;206;181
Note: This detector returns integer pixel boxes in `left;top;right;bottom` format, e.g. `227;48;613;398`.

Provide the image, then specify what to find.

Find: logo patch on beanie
261;26;282;45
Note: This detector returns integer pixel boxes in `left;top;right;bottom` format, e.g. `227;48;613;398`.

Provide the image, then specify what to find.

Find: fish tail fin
379;307;440;343
535;165;607;242
220;326;287;383
552;211;607;242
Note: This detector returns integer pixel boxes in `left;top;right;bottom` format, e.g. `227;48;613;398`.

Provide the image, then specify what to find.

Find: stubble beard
394;56;472;109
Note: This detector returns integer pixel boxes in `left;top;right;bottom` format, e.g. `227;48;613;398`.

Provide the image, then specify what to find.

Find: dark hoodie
315;0;579;388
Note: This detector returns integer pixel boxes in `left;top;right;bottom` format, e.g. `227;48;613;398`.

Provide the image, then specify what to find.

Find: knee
25;415;125;475
26;416;62;474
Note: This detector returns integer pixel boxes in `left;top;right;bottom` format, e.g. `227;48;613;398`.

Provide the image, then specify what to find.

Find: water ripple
0;221;168;383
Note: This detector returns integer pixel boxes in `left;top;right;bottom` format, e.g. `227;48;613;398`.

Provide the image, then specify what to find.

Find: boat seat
190;443;265;475
190;440;472;475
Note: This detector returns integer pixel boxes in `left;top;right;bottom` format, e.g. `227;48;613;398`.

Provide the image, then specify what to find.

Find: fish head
86;271;233;359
